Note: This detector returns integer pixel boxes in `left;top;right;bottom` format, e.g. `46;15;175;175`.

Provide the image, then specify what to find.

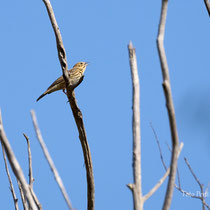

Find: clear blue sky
0;0;210;209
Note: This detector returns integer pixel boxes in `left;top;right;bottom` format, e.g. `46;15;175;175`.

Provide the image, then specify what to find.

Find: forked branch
0;110;38;210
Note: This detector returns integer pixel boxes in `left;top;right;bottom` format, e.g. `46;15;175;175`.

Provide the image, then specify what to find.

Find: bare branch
184;158;206;210
67;92;95;210
1;142;19;210
42;0;69;85
150;123;167;171
23;133;34;188
41;1;95;210
29;187;42;210
0;110;38;210
164;141;210;209
17;180;29;210
204;0;210;17
127;41;142;210
31;110;73;210
156;0;180;209
143;142;183;202
143;169;170;202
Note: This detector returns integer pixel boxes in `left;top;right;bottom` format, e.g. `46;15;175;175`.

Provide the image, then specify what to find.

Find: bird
36;62;88;101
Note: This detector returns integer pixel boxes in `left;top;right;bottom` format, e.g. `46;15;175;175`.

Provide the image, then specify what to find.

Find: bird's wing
47;75;64;90
46;69;74;91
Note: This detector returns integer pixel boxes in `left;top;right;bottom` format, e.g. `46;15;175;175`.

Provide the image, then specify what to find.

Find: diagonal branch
184;158;206;210
42;0;69;85
31;110;73;210
1;142;19;210
143;142;183;202
204;0;210;17
41;1;95;210
143;169;170;202
0;110;38;210
156;1;179;209
127;41;142;210
157;132;210;209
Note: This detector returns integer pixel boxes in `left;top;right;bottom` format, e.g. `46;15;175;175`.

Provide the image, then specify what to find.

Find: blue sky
0;0;210;209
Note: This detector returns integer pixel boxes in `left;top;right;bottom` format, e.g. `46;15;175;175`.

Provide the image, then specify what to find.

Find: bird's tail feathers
36;92;47;102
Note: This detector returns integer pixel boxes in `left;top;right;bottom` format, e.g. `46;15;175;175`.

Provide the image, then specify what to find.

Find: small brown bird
37;62;88;101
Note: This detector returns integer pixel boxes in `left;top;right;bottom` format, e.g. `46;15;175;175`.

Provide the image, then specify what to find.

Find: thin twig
156;0;179;209
23;133;34;188
1;142;19;210
17;180;29;210
41;1;95;210
177;167;181;189
31;110;73;210
29;187;42;210
22;134;42;209
143;142;183;202
127;41;142;210
162;138;209;209
150;123;167;171
0;110;38;210
184;158;205;210
204;0;210;17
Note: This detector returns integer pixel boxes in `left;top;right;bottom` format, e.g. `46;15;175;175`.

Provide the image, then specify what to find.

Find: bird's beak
85;62;90;66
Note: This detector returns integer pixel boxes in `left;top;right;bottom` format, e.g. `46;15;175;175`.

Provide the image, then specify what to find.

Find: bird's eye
80;62;82;64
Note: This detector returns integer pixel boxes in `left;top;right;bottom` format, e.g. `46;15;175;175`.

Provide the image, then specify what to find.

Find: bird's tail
36;92;47;102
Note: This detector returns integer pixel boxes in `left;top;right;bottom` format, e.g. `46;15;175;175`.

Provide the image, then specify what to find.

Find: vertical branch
156;1;179;209
23;133;42;210
31;110;73;210
0;110;38;210
1;142;19;210
127;41;143;210
23;133;34;188
41;1;95;210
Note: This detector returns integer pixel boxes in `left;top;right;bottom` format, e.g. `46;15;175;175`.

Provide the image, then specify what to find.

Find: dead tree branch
41;1;95;209
184;158;209;210
23;133;34;188
156;0;180;209
17;180;29;210
23;133;42;210
143;169;170;202
1;142;19;210
154;126;210;210
143;141;183;203
127;41;142;210
31;110;73;210
0;110;38;210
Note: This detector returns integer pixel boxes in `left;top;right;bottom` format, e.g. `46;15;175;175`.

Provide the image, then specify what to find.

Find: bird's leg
63;89;70;104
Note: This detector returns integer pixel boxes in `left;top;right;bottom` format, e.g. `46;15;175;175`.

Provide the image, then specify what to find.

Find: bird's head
73;62;89;69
